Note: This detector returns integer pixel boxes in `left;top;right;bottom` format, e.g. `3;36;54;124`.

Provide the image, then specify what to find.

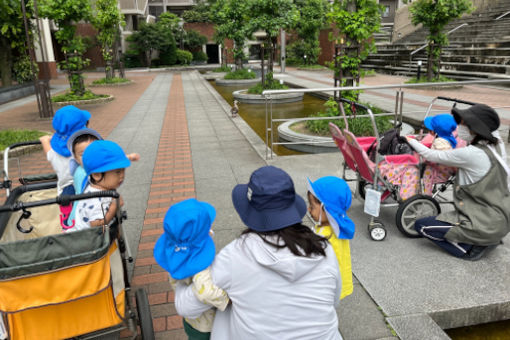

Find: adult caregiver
173;166;342;339
407;104;510;261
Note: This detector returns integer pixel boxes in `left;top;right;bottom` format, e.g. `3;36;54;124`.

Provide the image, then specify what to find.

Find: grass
224;69;256;80
296;64;328;70
0;129;47;151
91;77;130;85
406;75;455;83
52;90;108;103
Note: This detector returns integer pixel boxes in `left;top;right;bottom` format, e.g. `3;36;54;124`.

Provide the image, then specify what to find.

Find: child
153;198;229;340
67;140;131;232
307;176;355;300
64;129;140;229
421;114;458;195
39;105;90;195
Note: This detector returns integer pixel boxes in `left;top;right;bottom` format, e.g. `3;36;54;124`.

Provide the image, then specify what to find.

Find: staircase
363;0;510;80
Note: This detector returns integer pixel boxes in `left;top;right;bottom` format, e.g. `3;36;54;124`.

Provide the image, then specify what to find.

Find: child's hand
119;195;124;207
127;153;140;162
39;135;52;154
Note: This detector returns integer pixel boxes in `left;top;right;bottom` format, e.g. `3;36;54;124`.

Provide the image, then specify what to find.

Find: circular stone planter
216;77;261;86
202;72;226;81
233;90;304;104
52;95;115;107
278;119;415;154
89;80;134;87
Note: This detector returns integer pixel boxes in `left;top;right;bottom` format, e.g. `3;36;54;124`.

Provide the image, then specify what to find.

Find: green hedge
224;69;256;80
176;49;193;65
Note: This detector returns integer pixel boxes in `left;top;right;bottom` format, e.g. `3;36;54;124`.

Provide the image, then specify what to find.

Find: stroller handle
6;140;42;150
0;190;120;213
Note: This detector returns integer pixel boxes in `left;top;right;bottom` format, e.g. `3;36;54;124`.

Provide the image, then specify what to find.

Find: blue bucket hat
82;140;131;191
153;198;216;280
424;114;457;148
232;166;307;232
307;176;355;239
50;105;91;157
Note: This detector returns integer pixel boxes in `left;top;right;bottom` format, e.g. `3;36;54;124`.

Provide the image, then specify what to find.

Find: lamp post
417;60;422;80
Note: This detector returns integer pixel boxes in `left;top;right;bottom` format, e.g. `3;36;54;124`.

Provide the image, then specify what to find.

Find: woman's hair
242;223;328;257
72;134;100;153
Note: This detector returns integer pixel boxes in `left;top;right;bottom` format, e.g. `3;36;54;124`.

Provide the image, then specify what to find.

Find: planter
278;120;415;154
410;84;463;90
202;72;226;81
216;77;261;86
0;83;35;105
233;90;304;104
89;79;134;87
53;94;114;107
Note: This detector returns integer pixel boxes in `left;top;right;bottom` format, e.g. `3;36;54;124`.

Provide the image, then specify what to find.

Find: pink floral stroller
330;97;469;241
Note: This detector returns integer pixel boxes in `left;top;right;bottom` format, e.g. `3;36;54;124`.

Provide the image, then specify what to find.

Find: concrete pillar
280;29;286;73
34;18;57;79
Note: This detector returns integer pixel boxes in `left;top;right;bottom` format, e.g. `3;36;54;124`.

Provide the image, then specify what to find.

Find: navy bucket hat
232;166;307;232
50;105;91;157
153;198;216;280
308;176;355;239
424;114;457;148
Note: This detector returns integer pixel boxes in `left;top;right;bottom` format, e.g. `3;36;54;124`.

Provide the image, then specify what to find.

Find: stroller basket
0;229;126;340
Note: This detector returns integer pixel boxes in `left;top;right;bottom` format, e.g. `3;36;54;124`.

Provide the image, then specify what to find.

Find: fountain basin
233;90;304;104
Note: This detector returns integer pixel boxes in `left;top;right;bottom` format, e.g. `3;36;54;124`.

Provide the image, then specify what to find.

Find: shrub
224;69;256;80
213;65;231;72
13;56;37;84
122;50;143;68
52;90;108;103
0;129;47;151
247;73;288;94
192;50;208;62
92;77;130;85
176;49;193;65
306;98;392;136
406;75;455;84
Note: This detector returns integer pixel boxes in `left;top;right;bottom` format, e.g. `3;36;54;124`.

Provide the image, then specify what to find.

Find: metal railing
262;79;510;159
495;11;510;20
408;23;468;71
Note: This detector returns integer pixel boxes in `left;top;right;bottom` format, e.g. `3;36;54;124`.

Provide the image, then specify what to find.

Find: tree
39;0;93;95
0;0;34;87
405;0;473;81
92;0;124;79
248;0;299;74
211;0;252;70
290;0;328;65
182;0;213;23
328;0;382;93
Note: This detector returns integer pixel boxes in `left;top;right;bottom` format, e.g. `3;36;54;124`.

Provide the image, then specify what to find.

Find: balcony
119;0;147;15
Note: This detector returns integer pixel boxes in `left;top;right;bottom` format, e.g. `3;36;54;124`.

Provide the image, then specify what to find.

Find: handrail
408;23;468;71
263;79;510;159
495;11;510;20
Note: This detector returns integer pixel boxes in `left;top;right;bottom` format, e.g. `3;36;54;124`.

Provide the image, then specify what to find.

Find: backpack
367;125;413;162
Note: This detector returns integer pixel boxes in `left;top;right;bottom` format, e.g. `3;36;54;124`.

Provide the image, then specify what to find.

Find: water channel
209;79;510;339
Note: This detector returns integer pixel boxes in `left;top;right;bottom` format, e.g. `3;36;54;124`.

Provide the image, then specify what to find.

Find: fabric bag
367;125;413;161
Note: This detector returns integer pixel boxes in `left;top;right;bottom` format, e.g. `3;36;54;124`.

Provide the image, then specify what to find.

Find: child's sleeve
77;198;111;226
191;268;230;311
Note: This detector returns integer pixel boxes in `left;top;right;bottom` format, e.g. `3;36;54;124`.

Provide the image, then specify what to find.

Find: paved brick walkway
129;73;190;339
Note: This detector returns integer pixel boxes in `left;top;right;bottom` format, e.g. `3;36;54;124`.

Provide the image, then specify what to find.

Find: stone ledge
88;80;134;87
233;90;303;104
216;77;261;86
52;95;115;107
0;144;43;161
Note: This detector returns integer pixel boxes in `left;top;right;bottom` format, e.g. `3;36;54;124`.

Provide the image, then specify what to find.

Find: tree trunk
268;38;274;74
427;41;434;81
0;37;13;87
435;45;442;80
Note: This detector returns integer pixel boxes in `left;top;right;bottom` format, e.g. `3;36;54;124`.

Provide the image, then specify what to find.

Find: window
382;5;391;18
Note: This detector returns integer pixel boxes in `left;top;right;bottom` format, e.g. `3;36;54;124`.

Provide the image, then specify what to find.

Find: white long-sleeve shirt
408;138;490;186
175;233;342;340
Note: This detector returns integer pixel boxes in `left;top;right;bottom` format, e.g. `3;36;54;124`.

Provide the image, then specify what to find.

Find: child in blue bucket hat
39;105;91;195
421;113;458;195
307;176;355;299
66;140;130;232
154;198;229;340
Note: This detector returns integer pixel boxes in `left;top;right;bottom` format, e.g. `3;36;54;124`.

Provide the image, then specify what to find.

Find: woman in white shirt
407;104;510;261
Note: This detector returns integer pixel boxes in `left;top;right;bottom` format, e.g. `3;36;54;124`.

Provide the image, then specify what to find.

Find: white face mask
457;125;474;144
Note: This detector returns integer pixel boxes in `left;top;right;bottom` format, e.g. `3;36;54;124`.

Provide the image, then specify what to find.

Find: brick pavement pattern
130;73;190;339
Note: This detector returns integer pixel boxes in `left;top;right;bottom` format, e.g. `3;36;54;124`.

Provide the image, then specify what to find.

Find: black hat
451;104;500;143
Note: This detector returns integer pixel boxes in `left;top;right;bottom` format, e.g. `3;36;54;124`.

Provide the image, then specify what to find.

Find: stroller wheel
135;288;155;340
396;195;440;238
368;222;386;241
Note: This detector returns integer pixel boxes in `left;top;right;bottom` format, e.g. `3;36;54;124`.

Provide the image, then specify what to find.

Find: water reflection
209;80;326;156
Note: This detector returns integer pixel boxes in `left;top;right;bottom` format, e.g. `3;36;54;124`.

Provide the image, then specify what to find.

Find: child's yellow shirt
315;225;353;299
